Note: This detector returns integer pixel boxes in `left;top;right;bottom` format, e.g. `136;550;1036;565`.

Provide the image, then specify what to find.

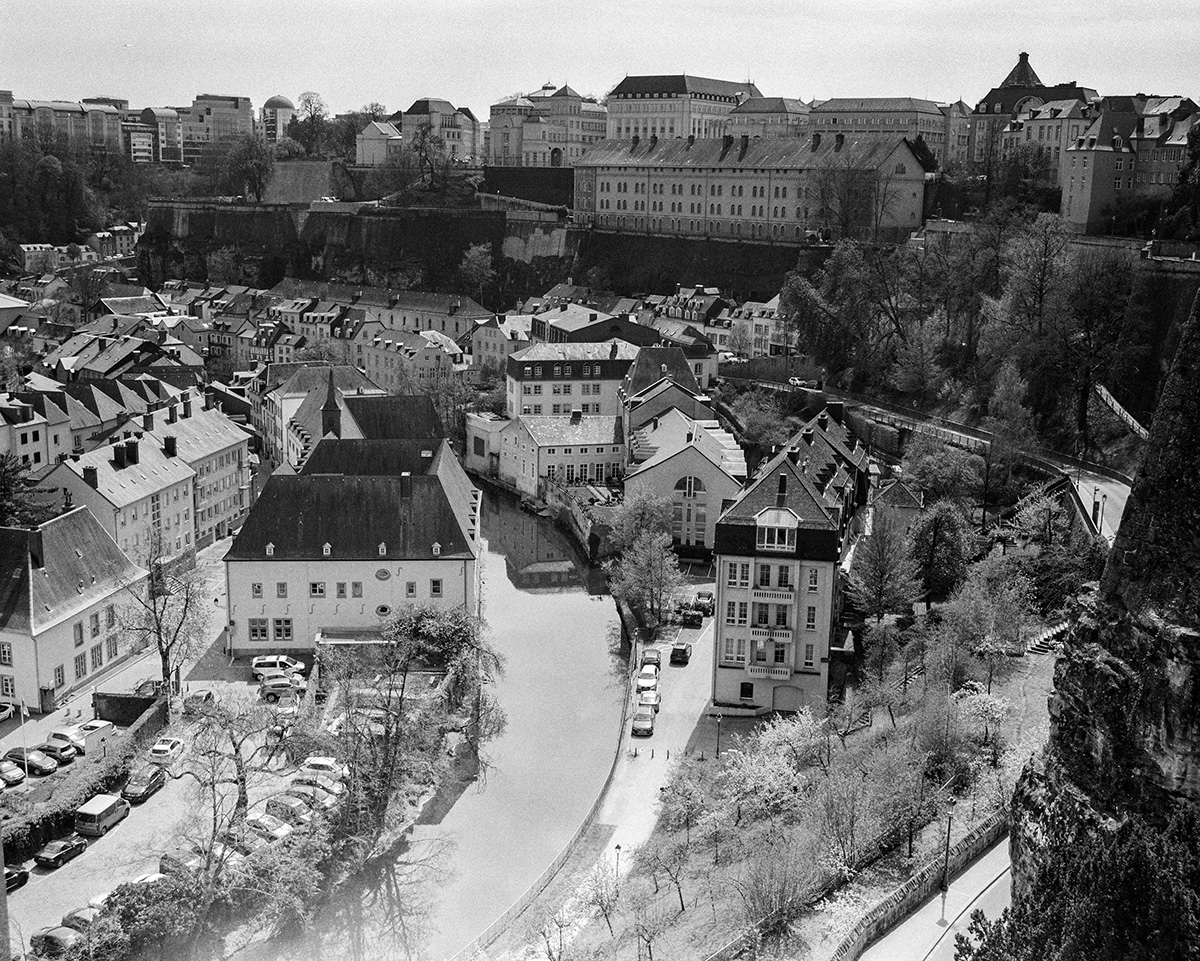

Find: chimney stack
113;443;127;469
787;448;800;464
811;132;821;151
182;397;192;419
722;134;734;150
739;134;749;156
609;342;618;359
817;412;829;430
649;133;657;149
631;134;640;149
687;134;695;147
400;471;412;498
143;411;154;432
776;472;788;507
27;529;44;570
63;488;73;510
125;438;139;465
826;400;844;424
163;436;177;458
167;403;177;424
802;427;814;445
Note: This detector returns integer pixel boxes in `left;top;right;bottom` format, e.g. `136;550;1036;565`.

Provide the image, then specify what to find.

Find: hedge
2;699;168;863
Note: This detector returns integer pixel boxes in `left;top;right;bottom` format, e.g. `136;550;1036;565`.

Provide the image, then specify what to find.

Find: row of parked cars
631;640;693;737
668;590;715;627
0;718;119;786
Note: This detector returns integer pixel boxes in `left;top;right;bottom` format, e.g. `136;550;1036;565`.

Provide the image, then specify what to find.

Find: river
262;487;626;961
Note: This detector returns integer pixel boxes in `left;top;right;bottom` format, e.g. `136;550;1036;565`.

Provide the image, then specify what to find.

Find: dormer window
322;542;331;557
755;507;799;552
432;542;441;556
265;542;275;557
378;542;387;556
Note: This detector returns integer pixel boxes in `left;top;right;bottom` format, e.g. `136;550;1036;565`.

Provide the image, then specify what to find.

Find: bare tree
631;903;670;961
533;906;570;961
639;838;689;913
581;862;620;936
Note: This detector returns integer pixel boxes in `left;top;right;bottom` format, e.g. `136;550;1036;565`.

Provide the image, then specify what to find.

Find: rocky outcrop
1011;291;1200;900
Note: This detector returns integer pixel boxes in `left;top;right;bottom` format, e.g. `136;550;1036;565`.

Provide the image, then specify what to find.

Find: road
859;836;1012;961
1072;469;1129;543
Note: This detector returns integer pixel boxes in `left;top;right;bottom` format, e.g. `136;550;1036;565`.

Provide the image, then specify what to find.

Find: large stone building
1000;99;1093;187
397;98;480;161
809;98;950;164
573;133;928;243
726;97;811;139
260;95;295;143
0;508;148;715
487;83;607;168
505;342;639;417
605;75;762;140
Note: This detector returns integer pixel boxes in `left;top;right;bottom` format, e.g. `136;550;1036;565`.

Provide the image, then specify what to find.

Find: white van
74;794;130;837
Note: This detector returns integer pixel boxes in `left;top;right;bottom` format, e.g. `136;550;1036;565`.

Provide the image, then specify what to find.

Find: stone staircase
1026;621;1068;655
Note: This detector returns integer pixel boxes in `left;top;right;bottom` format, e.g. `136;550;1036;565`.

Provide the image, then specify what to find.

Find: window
106;635;117;660
430;579;443;597
755;641;767;662
91;644;103;670
739;682;754;700
273;618;293;641
0;676;12;698
405;581;417;598
336;582;347;599
105;605;115;628
310;582;326;598
0;643;10;666
735;602;747;625
757;526;796;551
352;582;363;598
251;582;263;598
804;643;815;668
74;623;84;647
806;606;817;630
378;542;387;556
773;643;787;664
778;566;791;589
775;606;789;627
75;652;87;679
90;612;101;637
755;604;770;626
54;664;65;687
725;601;737;623
757;564;771;588
808;569;819;593
249;618;269;640
727;564;739;588
276;582;288;598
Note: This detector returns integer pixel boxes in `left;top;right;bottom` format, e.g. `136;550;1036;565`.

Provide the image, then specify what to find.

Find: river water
262;487;626;961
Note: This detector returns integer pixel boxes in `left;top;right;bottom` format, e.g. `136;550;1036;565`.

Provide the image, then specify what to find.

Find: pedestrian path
1026;621;1067;655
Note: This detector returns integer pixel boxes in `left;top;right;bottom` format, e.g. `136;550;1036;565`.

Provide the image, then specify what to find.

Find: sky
6;0;1197;118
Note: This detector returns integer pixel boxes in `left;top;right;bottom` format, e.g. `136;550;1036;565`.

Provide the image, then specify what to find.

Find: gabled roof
730;97;810;116
623;346;701;396
1000;52;1042;89
361;121;401;138
299;438;446;477
270;364;382;399
551;85;581;99
812;97;942;114
627;408;745;479
718;445;836;531
0;508;147;636
342;394;445;440
226;473;475;562
873;478;923;511
47;434;196;509
511;342;639;364
576;135;920;173
609;75;762;100
517;415;624;448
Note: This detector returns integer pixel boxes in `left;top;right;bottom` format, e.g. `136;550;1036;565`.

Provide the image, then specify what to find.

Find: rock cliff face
1010;291;1200;899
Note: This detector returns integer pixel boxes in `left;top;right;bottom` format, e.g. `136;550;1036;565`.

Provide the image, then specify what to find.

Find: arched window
675;476;705;497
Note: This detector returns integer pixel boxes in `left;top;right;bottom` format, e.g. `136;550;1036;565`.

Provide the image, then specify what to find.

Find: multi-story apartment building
0;395;54;471
717;295;786;358
710;409;868;713
352;325;463;391
2;96;122;146
471;315;532;370
260;95;295;143
726;98;811;139
606;76;761;140
488;83;607;168
180;94;254;164
505;342;639;417
810;98;949;163
0;508;149;715
497;412;625;495
0;91;13;144
224;437;480;656
1001;99;1092;187
939;101;973;169
45;431;198;569
397;98;480;161
1061;96;1199;234
574;133;928;243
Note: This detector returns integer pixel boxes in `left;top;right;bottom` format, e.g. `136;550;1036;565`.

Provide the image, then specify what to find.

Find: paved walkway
859;836;1012;961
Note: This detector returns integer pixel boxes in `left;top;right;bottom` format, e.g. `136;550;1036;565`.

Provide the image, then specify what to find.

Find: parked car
285;785;337;813
4;747;58;776
635;665;659;693
251;655;307;681
265;794;314;828
122;766;167;803
30;926;82;957
680;607;703;628
36;741;77;765
300;756;349;781
638;690;662;713
182;690;216;716
221;829;269;857
631;705;655;737
34;834;88;868
292;772;345;797
93;873;166;907
133;678;168;697
245;812;294;842
0;703;13;722
78;719;117;743
61;906;101;934
670;641;693;665
694;590;715;616
641;648;662;669
46;726;87;755
259;673;307;703
74;794;130;836
158;843;204;877
5;866;29;892
0;759;26;786
147;737;184;765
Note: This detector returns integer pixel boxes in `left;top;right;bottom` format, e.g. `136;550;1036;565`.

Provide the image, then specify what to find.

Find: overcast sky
7;0;1196;117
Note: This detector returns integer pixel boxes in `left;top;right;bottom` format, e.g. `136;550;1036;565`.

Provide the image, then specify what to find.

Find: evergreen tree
849;509;922;623
0;453;55;527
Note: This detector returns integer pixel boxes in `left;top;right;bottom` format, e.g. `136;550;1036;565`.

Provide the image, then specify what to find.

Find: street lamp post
614;843;622;879
715;713;723;759
941;797;957;892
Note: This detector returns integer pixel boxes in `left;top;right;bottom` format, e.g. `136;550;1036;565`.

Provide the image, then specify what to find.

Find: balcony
747;664;793;680
752;586;795;603
750;626;793;641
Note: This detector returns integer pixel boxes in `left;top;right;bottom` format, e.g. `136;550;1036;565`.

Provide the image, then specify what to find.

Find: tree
206;245;242;286
409;121;447;186
273;136;306;160
732;838;820;937
727;323;753;358
295;340;352;365
581;863;620;936
65;263;111;318
187;694;282;822
224;135;275;202
0;453;55;526
295;92;330;156
609;487;672;554
659;760;708;845
118;535;210;691
732;389;792;449
909;500;975;609
891;322;948;405
1000;212;1070;339
900;435;982;508
849;508;922;623
639;838;689;912
457;243;495;303
632;903;670;961
605;530;685;627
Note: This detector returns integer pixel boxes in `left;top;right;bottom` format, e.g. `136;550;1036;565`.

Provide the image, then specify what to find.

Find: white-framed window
74;623;84;647
735;638;747;663
249;618;268;641
808;569;819;593
806;606;817;630
0;643;11;666
90;644;103;670
804;643;815;668
352;582;363;598
430;579;443;597
757;526;796;551
251;582;263;598
273;618;293;641
336;582;347;598
276;582;288;598
310;582;326;598
106;635;117;660
74;652;87;679
0;676;13;698
53;664;65;687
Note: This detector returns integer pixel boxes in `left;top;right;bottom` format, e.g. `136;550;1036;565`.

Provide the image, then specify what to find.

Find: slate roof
812;97;942;114
873;478;923;511
623;346;701;396
48;434;196;509
406;98;456;115
609;76;762;100
138;396;249;462
226;473;475;561
576;135;917;172
342;394;445;440
1000;52;1042;89
267;279;490;318
0;508;147;636
519;415;624;448
299;438;445;477
271;364;382;399
719;445;836;531
627;409;745;478
730;97;810;116
511;342;639;363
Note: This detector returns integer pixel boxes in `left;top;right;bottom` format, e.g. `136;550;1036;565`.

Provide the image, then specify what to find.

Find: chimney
739;134;749;156
811;132;821;151
560;303;568;311
802;427;814;445
817;412;828;430
609;342;618;359
113;444;127;469
27;529;44;570
827;400;844;424
163;435;177;458
835;133;845;151
83;465;98;488
182;397;192;419
687;134;695;147
787;448;800;464
776;472;788;507
63;488;73;510
167;403;177;424
125;438;139;465
589;313;597;321
686;430;694;443
142;411;154;432
631;134;639;149
722;134;734;150
570;409;582;423
652;416;659;430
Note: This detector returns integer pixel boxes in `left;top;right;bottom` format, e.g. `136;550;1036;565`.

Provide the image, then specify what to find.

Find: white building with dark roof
605;75;762;140
726;97;811;139
505;341;639;418
498;411;625;496
487;82;607;168
355;120;402;166
0;508;149;714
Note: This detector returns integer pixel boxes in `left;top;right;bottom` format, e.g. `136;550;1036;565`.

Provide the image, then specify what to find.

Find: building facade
505;342;639;417
497;413;625;495
260;95;295;143
397;98;480;161
809;98;948;164
726;97;811;139
605;75;762;140
487;83;607;168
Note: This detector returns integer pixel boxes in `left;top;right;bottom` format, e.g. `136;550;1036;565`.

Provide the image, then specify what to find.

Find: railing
747;664;792;680
750;626;792;641
752;587;794;602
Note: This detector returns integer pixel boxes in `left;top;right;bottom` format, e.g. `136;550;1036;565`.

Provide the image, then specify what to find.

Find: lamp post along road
942;797;957;891
715;713;723;758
